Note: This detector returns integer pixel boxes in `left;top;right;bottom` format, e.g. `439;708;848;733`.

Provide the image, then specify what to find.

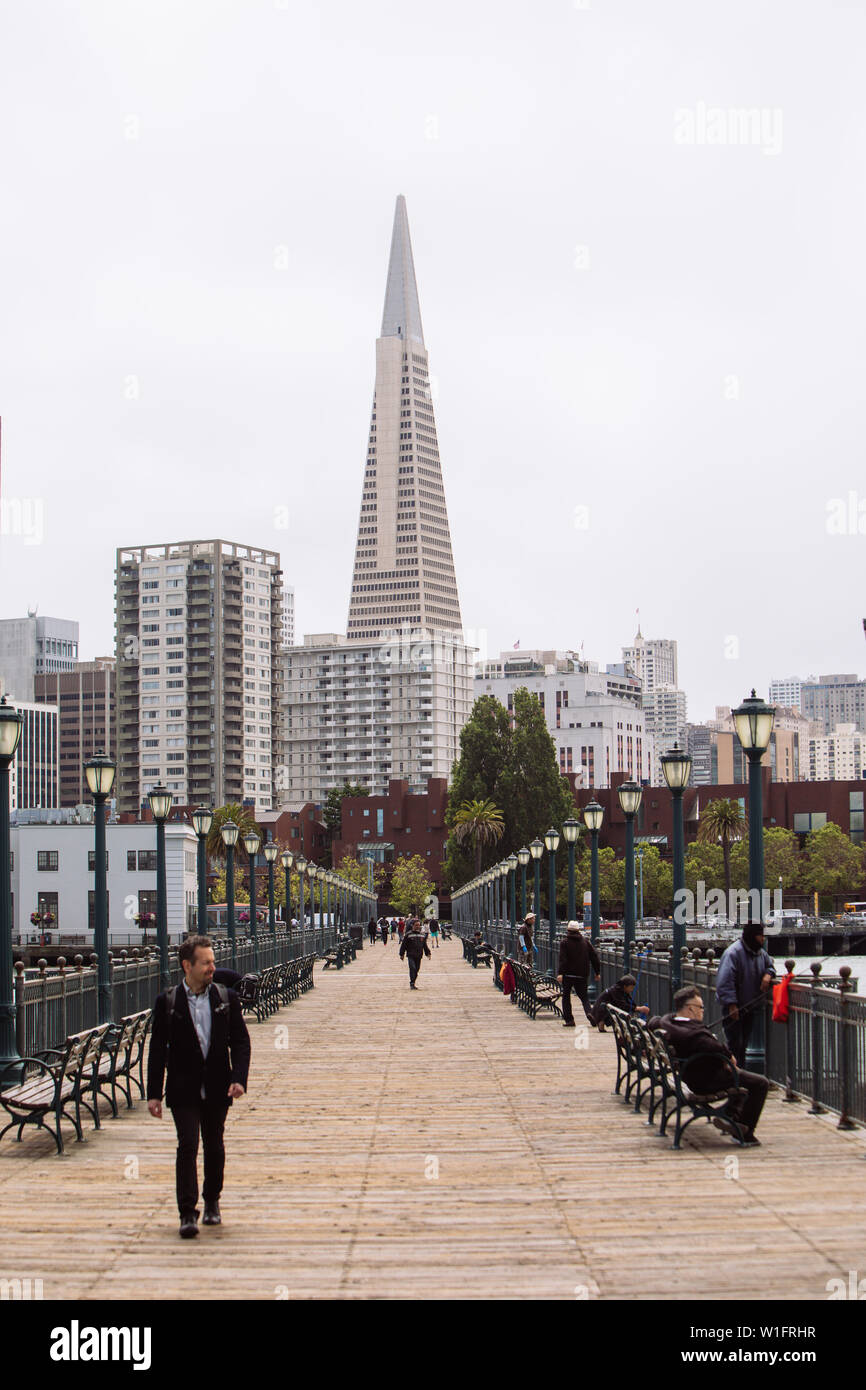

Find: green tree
206;804;261;865
799;822;866;908
684;840;725;897
444;697;513;885
763;828;801;899
323;782;369;834
336;854;387;894
451;798;505;875
389;854;435;916
697;798;746;900
498;687;575;852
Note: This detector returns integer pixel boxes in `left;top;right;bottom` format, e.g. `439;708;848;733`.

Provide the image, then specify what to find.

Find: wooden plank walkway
0;937;864;1301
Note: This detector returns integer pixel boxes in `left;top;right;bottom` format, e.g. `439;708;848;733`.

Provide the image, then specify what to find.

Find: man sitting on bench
593;974;649;1031
648;986;768;1146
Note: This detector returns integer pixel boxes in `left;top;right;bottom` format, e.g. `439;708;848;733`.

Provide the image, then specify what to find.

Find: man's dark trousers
172;1099;229;1218
561;975;592;1025
722;1011;754;1068
408;956;422;986
728;1068;768;1134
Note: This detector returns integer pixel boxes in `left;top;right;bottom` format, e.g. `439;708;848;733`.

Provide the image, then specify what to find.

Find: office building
0;614;79;703
35;658;115;807
800;674;866;735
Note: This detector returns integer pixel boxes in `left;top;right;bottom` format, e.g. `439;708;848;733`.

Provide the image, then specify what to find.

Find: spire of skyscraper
347;196;463;643
381;194;424;343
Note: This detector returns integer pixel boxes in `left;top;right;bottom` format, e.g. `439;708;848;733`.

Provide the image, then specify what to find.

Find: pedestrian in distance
715;923;776;1067
556;921;601;1028
380;919;389;945
147;935;251;1239
429;918;440;948
400;917;431;989
648;986;768;1145
518;913;536;960
367;918;377;946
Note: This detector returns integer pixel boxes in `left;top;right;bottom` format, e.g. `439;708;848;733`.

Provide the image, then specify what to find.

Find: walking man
556;921;601;1028
399;918;431;989
715;923;776;1067
147;935;251;1239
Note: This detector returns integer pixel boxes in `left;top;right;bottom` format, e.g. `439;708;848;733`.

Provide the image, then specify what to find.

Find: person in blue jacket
715;923;776;1066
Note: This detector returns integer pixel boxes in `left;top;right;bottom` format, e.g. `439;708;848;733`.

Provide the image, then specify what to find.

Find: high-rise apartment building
769;677;803;710
808;724;865;781
115;540;283;815
0;615;79;703
280;587;295;649
35;658;115;807
800;674;866;735
282;197;473;803
622;629;678;692
11;701;59;810
642;684;688;783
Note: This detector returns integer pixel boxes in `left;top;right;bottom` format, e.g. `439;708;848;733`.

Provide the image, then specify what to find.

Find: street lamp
529;839;543;947
221;819;240;968
517;846;530;920
243;830;261;969
263;840;279;937
281;848;294;927
583;800;604;1003
84;751;117;1023
191;806;213;934
732;690;775;926
618;781;642;974
0;698;24;1075
732;689;776;1073
295;853;308;934
544;827;560;977
308;864;320;948
148;784;173;992
562;817;580;922
661;744;692;994
507;853;518;948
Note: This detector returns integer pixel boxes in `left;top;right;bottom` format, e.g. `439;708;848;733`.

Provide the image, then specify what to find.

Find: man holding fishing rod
715;922;776;1067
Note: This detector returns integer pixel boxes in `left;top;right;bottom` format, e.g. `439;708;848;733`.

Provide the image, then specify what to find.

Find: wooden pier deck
0;937;864;1301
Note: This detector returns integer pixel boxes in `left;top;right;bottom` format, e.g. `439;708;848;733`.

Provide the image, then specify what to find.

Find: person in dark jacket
367;918;378;945
147;935;251;1238
399;918;431;989
380;919;389;945
648;985;767;1144
715;924;776;1067
592;974;650;1030
556;922;601;1027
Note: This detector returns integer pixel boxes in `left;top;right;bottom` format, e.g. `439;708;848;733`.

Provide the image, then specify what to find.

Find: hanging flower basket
30;910;55;926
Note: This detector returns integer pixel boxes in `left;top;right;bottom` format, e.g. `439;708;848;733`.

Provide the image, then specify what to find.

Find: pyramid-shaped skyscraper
347;195;463;642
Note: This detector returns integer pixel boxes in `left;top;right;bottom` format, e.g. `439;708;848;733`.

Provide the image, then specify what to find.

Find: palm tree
206;803;261;865
451;798;505;875
697;798;746;902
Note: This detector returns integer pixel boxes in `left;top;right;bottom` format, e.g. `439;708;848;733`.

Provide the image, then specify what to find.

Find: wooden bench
511;961;562;1020
0;1025;107;1155
94;1010;152;1118
606;1006;751;1150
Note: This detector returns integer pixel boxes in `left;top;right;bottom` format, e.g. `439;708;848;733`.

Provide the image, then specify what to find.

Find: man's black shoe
562;1021;576;1028
741;1133;761;1147
179;1215;199;1239
202;1202;221;1225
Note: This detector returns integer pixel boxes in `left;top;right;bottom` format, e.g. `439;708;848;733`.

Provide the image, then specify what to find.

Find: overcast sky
1;0;864;721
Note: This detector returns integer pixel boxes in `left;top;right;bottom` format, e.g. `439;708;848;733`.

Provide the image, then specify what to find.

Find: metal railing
13;921;348;1056
457;922;866;1126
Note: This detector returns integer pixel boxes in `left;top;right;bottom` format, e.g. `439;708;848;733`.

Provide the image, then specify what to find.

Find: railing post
837;965;856;1130
14;962;25;1059
781;960;799;1103
37;959;48;1055
57;956;67;1043
808;962;825;1115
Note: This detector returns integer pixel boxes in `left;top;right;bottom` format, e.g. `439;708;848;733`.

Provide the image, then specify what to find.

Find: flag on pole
513;640;520;649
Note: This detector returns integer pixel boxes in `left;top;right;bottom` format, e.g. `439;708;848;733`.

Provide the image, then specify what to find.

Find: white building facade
11;819;198;945
475;654;653;788
807;724;865;781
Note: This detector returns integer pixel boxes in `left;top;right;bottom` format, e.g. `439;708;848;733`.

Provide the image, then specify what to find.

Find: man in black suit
147;935;251;1238
648;985;768;1145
